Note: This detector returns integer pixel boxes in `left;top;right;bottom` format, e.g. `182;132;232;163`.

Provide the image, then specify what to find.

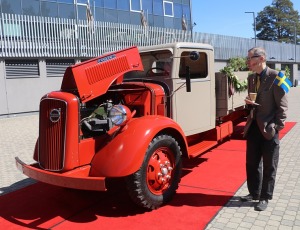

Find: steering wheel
146;67;169;77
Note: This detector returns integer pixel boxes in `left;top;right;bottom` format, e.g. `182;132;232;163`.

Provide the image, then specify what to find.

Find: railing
1;13;299;62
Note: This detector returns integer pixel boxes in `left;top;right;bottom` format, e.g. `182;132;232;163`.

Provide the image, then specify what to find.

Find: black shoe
240;194;259;202
254;199;268;211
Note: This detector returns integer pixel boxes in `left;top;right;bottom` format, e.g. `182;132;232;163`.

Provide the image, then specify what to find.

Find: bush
219;57;248;94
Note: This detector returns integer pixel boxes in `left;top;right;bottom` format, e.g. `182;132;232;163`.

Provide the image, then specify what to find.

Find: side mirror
189;51;200;61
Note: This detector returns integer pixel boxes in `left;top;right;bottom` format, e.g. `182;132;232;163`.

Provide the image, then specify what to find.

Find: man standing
241;47;289;211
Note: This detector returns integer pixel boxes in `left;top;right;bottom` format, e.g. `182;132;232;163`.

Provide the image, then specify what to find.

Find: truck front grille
39;98;67;171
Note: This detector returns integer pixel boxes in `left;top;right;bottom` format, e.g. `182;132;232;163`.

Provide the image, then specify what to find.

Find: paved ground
1;87;300;229
206;87;300;230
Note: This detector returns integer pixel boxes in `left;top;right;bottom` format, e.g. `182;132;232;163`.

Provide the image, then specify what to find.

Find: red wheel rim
146;147;175;195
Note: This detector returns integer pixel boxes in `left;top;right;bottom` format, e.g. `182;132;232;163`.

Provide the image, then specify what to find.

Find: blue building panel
0;0;191;30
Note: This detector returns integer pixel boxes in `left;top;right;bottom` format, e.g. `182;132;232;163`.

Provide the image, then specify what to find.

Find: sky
191;0;300;39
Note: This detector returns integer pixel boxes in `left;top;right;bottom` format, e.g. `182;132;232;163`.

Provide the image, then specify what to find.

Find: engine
80;100;132;137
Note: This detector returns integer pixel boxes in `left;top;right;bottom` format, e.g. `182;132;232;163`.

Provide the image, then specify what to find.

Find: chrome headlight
109;105;131;126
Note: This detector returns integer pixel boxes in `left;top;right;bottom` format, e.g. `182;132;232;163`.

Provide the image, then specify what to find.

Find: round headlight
109;105;131;126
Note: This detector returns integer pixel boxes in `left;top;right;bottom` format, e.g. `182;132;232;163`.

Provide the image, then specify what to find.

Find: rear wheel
125;134;182;209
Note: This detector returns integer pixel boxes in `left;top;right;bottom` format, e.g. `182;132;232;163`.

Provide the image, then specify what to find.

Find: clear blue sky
191;0;300;39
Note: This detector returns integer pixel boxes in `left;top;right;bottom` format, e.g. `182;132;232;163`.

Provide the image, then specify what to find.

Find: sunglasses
246;55;261;61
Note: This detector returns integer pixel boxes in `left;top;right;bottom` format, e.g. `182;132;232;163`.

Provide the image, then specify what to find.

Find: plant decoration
219;57;248;96
284;66;290;79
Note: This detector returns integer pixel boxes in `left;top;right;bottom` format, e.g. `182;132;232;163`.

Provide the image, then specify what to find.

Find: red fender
89;115;187;177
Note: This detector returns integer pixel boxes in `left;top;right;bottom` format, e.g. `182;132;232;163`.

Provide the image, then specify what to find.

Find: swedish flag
274;71;292;93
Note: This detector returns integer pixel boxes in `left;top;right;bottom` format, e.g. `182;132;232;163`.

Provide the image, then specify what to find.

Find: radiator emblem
49;108;61;123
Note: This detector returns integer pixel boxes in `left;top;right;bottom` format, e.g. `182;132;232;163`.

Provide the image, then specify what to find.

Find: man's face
246;52;262;72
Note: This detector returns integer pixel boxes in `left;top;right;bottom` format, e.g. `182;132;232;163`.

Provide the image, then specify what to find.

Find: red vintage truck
16;42;248;209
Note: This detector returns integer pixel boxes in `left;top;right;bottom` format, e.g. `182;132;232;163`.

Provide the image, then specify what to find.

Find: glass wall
0;0;191;30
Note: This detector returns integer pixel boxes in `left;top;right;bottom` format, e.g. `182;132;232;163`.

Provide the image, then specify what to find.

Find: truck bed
215;71;248;118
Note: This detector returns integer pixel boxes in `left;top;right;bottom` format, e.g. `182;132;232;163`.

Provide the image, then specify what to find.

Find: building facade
0;0;299;117
0;0;192;30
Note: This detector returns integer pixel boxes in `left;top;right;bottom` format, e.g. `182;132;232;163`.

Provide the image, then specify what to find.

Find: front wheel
125;134;182;209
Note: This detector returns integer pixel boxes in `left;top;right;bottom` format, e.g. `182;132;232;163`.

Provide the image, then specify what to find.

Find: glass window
94;7;104;20
41;1;58;18
182;0;189;4
104;9;118;22
77;0;88;4
130;11;140;25
94;0;104;7
182;4;190;18
179;51;208;79
57;0;73;3
153;0;163;16
173;3;182;18
174;18;182;30
146;14;153;26
77;5;88;20
164;16;173;28
118;11;130;24
163;1;173;17
22;0;40;16
2;0;22;14
130;0;141;12
117;0;129;10
153;15;164;28
142;0;152;14
173;0;182;3
104;0;116;9
58;3;75;19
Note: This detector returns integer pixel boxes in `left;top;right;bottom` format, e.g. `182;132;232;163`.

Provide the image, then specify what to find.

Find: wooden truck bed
215;71;248;118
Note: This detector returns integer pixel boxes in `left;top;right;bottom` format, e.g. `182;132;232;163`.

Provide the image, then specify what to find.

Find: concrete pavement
206;87;300;229
1;87;300;229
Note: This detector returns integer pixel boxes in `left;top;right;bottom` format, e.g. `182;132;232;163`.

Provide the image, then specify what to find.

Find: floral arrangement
219;57;248;96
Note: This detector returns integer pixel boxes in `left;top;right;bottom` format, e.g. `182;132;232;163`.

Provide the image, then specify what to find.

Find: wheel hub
147;148;175;194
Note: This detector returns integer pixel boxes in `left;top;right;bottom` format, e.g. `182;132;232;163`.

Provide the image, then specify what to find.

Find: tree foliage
256;0;300;43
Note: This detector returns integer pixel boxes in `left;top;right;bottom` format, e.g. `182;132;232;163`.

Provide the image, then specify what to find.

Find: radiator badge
49;108;61;123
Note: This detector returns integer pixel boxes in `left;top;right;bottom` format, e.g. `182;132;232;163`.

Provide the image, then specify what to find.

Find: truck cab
16;42;247;210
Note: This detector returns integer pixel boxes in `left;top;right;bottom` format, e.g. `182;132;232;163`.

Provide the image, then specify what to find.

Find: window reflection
130;0;141;11
22;0;40;16
41;1;58;18
2;0;22;14
58;3;75;19
163;1;173;17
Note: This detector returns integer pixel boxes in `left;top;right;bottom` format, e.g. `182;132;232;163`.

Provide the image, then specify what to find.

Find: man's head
247;47;267;74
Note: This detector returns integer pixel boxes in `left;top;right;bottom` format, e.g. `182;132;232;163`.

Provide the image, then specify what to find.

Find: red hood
61;46;144;103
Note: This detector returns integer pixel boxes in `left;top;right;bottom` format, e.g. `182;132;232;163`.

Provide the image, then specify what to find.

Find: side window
179;51;208;79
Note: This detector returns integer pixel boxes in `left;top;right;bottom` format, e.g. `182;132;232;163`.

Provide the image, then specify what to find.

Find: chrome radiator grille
39;98;67;171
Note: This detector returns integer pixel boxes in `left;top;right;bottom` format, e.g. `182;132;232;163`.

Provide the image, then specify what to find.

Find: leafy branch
219;57;248;95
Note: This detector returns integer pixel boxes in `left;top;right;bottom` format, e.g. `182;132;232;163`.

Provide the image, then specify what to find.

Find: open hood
61;46;144;103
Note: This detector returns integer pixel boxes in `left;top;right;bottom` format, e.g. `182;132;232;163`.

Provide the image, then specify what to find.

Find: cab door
171;49;216;136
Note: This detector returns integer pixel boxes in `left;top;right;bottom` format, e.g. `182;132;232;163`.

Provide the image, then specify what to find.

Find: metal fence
0;13;299;62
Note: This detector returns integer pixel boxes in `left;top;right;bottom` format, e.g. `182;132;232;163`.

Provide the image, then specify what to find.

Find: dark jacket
244;67;288;140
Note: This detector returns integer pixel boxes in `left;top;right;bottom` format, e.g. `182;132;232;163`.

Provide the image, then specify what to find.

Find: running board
188;140;218;158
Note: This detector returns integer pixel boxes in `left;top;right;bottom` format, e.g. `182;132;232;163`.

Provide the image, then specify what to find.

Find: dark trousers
246;121;280;200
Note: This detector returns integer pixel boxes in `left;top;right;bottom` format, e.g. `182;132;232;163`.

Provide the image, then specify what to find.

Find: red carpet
0;122;295;230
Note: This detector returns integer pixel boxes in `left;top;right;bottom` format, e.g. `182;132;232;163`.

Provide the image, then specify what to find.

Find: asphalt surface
1;87;300;229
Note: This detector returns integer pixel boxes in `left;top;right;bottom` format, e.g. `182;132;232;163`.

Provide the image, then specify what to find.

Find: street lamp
294;22;297;62
245;12;257;46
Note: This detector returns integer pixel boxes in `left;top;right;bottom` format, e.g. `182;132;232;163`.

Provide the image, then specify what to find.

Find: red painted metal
61;46;144;103
89;115;187;177
147;146;175;195
38;92;79;171
15;157;106;191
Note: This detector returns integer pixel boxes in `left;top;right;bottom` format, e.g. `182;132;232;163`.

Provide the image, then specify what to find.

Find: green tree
256;0;300;43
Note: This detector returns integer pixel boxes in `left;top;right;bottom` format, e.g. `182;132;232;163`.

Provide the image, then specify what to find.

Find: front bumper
15;157;106;191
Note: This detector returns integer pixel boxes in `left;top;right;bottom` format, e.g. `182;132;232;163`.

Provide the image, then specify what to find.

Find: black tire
125;134;182;209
